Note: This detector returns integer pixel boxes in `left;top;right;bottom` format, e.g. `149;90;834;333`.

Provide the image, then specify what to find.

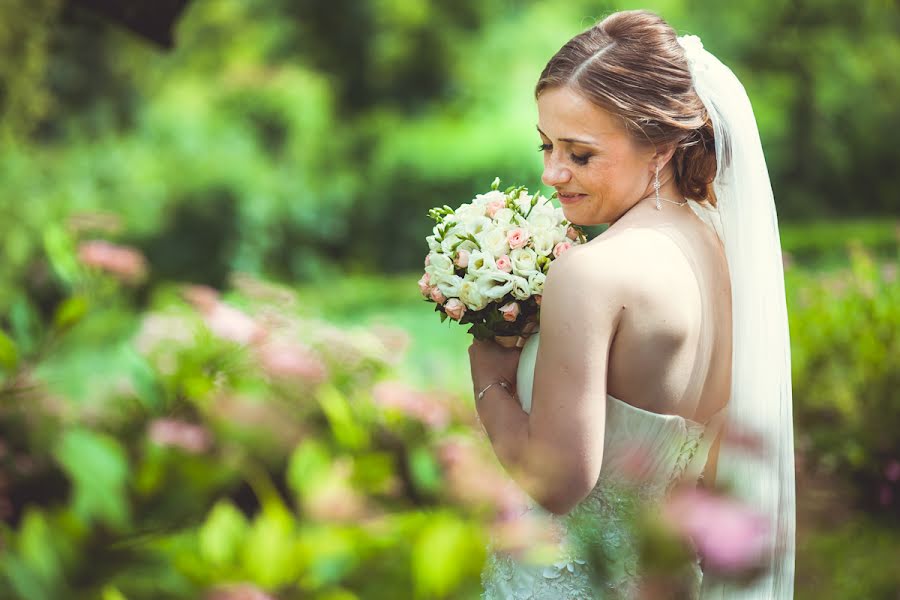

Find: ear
650;144;678;172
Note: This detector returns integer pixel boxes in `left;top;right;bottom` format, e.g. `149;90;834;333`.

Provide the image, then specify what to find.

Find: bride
468;9;795;599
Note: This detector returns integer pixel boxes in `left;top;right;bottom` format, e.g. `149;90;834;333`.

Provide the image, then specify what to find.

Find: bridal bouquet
419;178;587;345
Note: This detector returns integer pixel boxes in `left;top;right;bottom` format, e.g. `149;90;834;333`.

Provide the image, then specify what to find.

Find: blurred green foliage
1;0;899;598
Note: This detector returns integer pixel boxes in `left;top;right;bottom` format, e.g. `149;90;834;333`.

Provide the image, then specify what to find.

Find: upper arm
524;245;627;514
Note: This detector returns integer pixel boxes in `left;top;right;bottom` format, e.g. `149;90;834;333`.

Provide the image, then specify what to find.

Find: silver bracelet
477;379;511;401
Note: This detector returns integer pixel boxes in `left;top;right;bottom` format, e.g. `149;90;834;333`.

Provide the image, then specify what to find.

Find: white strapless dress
480;332;728;599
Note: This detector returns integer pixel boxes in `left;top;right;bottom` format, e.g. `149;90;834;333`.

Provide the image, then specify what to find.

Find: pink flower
256;340;328;382
495;254;512;273
204;302;266;345
77;240;147;284
885;459;900;482
417;272;431;297
424;254;431;267
373;380;450;429
535;294;542;306
662;487;771;574
566;226;579;240
430;286;447;304
553;241;572;258
149;418;211;453
444;298;466;320
486;199;506;218
499;301;520;322
206;584;276;600
455;249;470;269
507;228;531;250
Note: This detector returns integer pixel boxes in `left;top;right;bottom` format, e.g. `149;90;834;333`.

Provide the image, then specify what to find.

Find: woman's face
537;86;655;225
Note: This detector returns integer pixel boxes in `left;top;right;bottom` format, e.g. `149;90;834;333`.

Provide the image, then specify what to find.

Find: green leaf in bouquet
3;509;66;599
101;585;129;600
199;500;250;568
0;328;18;372
53;428;130;529
52;295;89;332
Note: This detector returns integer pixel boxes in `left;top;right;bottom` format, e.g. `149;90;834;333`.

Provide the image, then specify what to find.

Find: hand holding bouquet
419;178;587;346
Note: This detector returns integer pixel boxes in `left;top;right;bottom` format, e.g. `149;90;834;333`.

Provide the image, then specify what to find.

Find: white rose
510;275;531;300
532;229;557;257
458;277;488;311
528;271;546;295
425;252;454;284
463;215;493;237
510;247;539;277
437;274;464;298
476;227;510;257
466;250;497;277
455;202;486;220
476;272;515;301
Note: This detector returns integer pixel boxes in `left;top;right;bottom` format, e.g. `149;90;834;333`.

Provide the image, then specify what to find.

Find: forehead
536;86;626;142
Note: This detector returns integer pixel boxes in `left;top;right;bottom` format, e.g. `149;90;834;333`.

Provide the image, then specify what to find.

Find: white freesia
466;250;497;277
514;191;533;214
528;271;546;295
476;272;515;301
425;252;454;283
510;247;539;277
492;208;517;225
510;275;531;300
425;235;440;252
437;274;464;298
462;215;493;237
455;201;486;220
473;190;507;206
531;229;557;257
458;278;488;311
476;227;510;257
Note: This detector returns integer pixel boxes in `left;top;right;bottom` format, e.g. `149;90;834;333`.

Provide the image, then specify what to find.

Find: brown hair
535;10;717;205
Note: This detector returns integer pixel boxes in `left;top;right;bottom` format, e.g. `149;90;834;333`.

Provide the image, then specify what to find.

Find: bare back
583;201;732;425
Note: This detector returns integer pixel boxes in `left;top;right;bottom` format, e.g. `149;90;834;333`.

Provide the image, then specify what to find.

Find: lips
557;191;587;205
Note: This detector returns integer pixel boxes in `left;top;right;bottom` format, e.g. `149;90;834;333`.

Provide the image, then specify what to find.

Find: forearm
474;383;545;504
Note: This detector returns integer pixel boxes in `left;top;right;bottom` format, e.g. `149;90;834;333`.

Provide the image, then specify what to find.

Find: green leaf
0;328;18;371
412;513;482;598
241;505;301;588
287;439;332;500
52;296;89;331
42;225;80;287
490;177;501;191
317;384;369;449
409;446;441;494
53;429;130;529
199;501;249;567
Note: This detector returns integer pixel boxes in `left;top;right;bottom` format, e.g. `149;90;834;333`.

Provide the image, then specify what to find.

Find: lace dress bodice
481;332;728;599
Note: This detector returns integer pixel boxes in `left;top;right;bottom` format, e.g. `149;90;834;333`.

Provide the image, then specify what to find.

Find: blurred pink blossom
424;254;431;267
149;418;212;453
255;340;328;383
77;240;147;284
373;380;450;429
206;584;276;600
885;459;900;482
879;484;893;507
662;487;771;574
184;286;267;345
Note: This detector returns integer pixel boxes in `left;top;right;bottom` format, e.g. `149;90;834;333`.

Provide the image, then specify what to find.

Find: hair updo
535;10;718;205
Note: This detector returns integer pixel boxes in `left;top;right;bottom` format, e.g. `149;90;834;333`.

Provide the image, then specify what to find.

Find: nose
541;155;572;187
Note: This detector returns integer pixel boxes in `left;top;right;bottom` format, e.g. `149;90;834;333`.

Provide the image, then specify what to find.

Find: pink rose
425;254;431;266
486;199;506;218
566;226;579;240
495;254;512;273
507;228;530;250
444;298;466;320
535;294;542;306
499;301;520;322
417;272;431;296
553;241;572;258
455;249;470;269
430;286;447;304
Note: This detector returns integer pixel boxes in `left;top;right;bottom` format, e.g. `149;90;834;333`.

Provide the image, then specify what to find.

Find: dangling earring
654;164;662;210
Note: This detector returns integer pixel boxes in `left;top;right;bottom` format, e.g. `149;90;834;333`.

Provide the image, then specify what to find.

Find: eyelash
537;143;591;166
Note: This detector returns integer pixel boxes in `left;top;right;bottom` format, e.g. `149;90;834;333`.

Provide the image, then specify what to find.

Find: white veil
676;35;796;599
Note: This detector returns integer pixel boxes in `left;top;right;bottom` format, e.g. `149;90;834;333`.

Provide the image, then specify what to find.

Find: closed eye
538;143;592;166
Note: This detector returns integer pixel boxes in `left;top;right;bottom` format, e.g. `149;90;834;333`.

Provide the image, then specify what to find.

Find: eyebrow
535;125;598;147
